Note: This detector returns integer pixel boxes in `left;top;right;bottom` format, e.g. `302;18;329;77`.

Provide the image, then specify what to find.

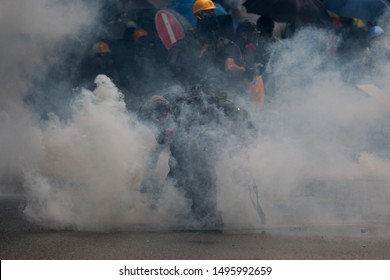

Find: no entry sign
155;9;187;49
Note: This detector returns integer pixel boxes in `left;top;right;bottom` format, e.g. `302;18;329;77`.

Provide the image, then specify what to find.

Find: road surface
1;195;390;260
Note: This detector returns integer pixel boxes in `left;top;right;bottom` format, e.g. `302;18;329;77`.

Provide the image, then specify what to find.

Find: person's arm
225;57;246;73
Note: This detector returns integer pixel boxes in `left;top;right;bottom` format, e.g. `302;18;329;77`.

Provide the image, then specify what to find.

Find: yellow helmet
352;18;366;29
93;41;111;54
193;0;216;15
133;28;148;42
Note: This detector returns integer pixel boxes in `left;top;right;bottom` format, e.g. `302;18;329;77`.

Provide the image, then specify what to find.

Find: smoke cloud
217;25;390;232
0;0;187;230
0;0;96;189
0;1;389;235
22;75;187;230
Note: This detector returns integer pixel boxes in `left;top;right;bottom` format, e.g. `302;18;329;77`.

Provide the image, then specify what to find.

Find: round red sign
155;9;186;49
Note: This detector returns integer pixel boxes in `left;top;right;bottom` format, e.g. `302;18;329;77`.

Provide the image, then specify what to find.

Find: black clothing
165;16;253;229
167;31;244;93
166;31;205;86
164;86;257;230
167;14;239;89
132;36;169;96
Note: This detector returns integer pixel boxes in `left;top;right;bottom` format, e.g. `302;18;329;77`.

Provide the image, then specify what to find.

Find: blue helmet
369;26;384;39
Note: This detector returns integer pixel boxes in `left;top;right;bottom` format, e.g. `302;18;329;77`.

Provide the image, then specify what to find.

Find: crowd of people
80;0;389;230
137;0;271;229
34;0;389;230
75;1;388;109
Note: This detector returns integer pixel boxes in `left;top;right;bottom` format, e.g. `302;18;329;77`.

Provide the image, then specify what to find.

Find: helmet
369;26;384;39
93;41;111;54
352;18;366;29
193;0;216;15
133;28;148;42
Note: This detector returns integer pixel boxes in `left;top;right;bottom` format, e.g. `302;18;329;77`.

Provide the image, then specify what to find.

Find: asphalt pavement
1;195;390;260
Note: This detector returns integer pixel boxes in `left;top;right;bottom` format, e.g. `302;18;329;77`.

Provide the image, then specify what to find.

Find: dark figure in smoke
131;28;170;97
235;20;265;109
77;41;120;90
161;0;262;230
255;17;280;104
139;0;261;230
109;25;137;93
139;89;258;230
164;84;257;230
167;0;246;93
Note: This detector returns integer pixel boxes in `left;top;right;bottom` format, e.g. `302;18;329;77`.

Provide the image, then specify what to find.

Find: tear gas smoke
218;25;390;232
23;75;187;230
1;1;390;235
0;0;96;189
0;0;187;230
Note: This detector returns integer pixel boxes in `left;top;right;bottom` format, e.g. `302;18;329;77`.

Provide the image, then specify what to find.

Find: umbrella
243;0;331;23
323;0;388;22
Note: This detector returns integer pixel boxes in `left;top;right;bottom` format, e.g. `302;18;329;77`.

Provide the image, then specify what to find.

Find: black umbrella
243;0;331;24
323;0;388;22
